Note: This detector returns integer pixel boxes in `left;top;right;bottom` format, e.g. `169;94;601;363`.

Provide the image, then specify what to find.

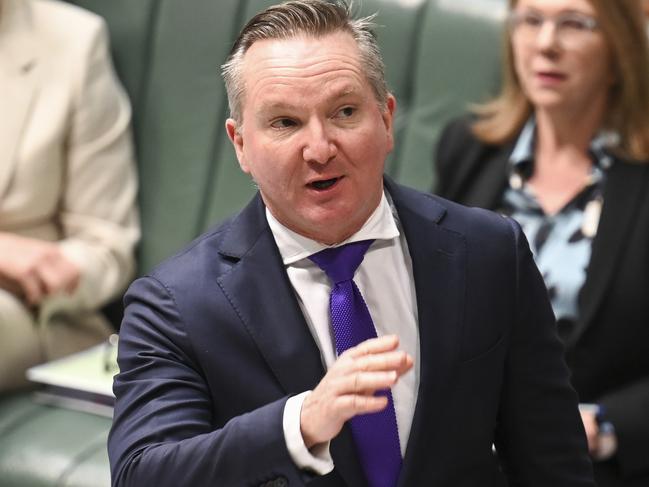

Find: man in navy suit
108;1;595;486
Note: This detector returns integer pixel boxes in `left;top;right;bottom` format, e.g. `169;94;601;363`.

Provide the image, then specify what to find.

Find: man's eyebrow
258;86;361;114
259;101;296;113
328;86;359;100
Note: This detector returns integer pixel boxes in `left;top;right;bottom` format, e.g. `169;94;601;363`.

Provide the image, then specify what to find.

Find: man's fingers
300;335;413;447
346;334;399;358
338;393;389;417
341;370;397;394
300;389;390;448
350;350;414;376
343;336;414;374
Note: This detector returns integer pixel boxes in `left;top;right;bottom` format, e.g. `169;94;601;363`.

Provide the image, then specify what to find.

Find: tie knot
309;239;374;284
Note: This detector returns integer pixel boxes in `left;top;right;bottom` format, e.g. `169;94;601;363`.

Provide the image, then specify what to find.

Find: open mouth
308;177;341;191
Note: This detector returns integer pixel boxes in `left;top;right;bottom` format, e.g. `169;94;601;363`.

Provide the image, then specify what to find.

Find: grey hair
221;0;388;125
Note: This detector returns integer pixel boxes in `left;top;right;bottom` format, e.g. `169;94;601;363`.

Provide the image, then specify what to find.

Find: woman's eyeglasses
507;10;600;47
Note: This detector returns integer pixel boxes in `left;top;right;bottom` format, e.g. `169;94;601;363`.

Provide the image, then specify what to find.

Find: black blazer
435;118;649;486
108;178;594;486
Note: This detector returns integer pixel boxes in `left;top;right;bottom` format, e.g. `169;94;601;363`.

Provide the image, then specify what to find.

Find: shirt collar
267;191;400;266
509;118;536;166
509;117;618;172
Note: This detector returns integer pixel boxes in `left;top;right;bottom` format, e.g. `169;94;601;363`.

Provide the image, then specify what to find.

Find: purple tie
310;239;402;487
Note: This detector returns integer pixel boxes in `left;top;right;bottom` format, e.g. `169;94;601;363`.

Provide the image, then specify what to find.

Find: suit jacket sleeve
108;276;305;487
496;218;595;486
52;17;139;316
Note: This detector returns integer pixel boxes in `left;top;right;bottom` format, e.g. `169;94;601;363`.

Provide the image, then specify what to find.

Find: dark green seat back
393;0;506;190
134;0;244;271
68;0;157;120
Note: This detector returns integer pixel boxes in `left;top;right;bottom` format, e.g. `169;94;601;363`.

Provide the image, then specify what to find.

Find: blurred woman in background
435;0;649;485
0;0;139;391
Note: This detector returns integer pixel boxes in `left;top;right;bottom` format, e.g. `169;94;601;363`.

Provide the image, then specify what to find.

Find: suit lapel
571;162;648;344
386;180;467;486
0;0;39;198
216;196;325;394
216;196;366;486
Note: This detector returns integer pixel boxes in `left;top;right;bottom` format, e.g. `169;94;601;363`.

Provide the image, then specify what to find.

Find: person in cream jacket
0;0;139;390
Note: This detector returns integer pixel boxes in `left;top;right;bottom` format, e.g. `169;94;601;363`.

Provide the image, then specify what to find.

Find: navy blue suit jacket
108;178;594;486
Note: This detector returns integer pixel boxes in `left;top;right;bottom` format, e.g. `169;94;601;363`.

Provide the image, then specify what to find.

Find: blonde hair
472;0;649;161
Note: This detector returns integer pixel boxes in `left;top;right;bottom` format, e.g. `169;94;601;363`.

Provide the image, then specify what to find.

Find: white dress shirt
266;192;420;474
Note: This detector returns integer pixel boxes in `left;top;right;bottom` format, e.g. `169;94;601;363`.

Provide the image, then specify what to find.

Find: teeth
312;178;337;190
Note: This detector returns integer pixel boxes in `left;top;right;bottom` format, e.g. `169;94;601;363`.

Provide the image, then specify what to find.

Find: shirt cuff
283;391;334;475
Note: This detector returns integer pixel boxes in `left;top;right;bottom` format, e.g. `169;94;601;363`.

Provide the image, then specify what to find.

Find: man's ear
225;118;250;174
383;94;397;152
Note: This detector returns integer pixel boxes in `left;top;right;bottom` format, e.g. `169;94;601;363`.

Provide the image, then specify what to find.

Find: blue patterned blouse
500;119;616;335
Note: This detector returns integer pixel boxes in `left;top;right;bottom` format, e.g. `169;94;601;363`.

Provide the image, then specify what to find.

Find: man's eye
270;118;297;129
336;106;355;119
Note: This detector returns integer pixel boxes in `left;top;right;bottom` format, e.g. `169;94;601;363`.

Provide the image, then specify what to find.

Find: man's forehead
242;31;361;69
239;32;367;99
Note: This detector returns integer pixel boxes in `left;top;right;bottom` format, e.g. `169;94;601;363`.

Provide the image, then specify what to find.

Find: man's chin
297;213;369;245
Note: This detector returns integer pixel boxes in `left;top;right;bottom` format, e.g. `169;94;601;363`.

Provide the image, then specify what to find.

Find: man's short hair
222;0;388;125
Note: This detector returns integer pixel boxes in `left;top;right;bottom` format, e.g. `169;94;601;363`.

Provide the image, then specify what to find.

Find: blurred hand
300;335;413;449
580;409;599;455
0;233;80;306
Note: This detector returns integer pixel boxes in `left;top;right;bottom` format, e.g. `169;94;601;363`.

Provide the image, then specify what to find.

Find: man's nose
302;120;337;164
